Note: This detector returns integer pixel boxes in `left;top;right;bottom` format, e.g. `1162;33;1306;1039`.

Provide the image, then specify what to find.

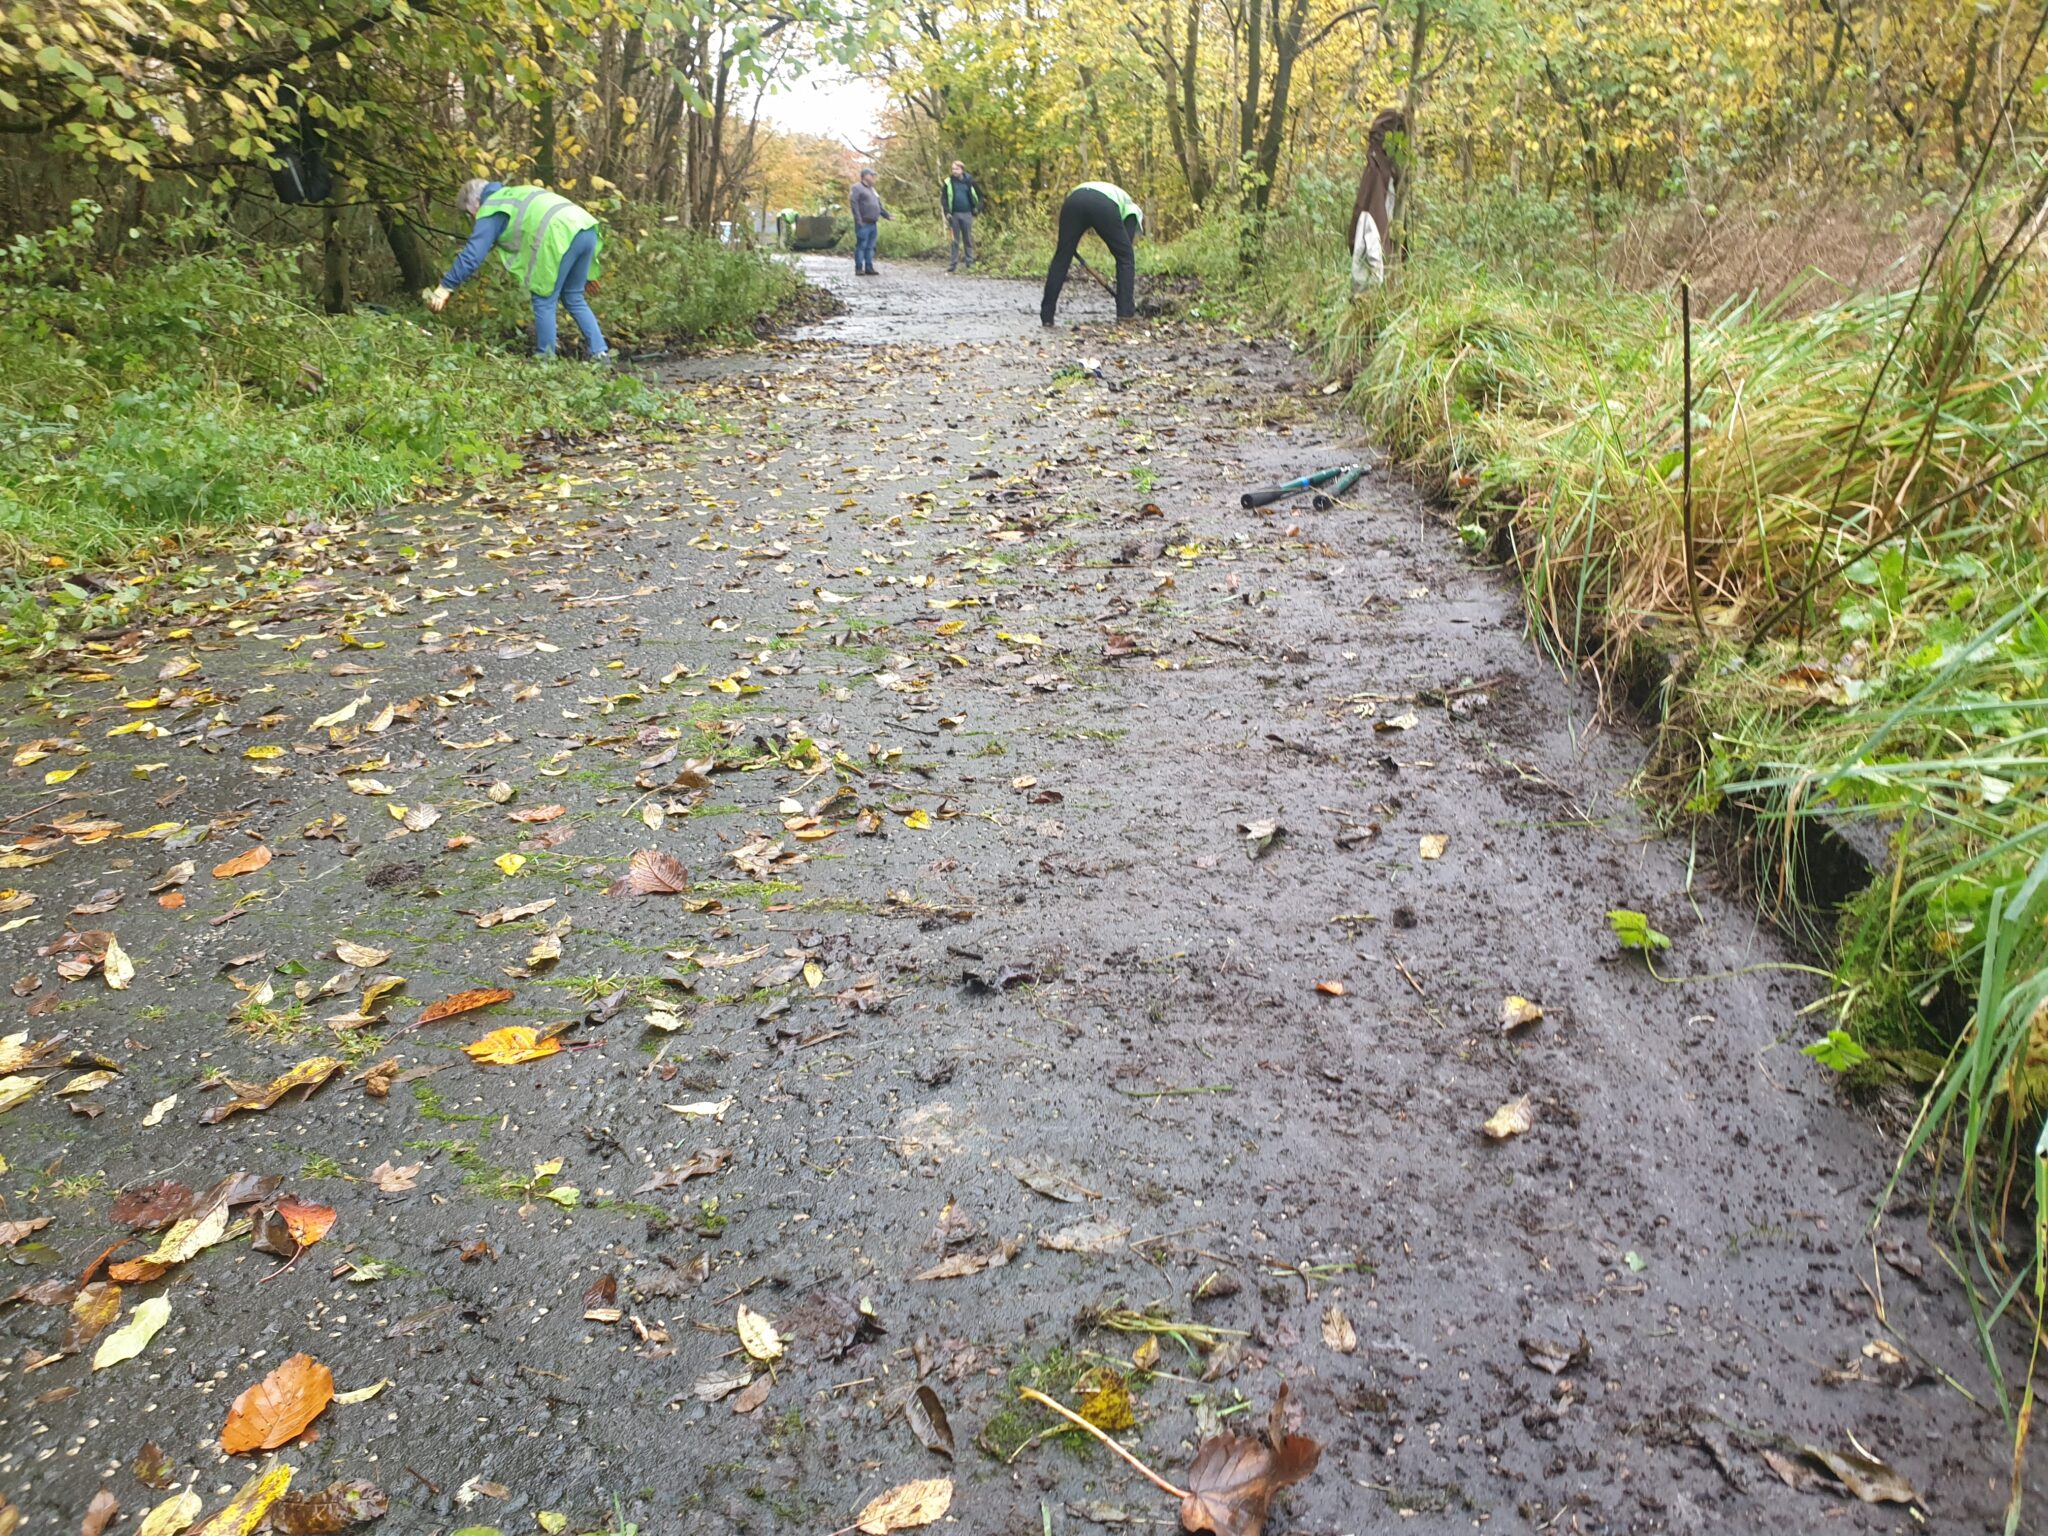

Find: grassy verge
1234;177;2048;1448
0;203;810;636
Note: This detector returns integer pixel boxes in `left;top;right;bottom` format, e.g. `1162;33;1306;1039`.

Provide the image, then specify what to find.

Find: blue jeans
854;222;878;271
533;226;607;358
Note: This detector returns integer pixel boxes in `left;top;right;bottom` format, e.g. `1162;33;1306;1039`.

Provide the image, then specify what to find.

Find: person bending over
429;179;609;361
1040;182;1142;327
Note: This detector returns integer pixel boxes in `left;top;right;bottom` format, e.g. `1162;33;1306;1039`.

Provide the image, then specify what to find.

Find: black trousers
1041;188;1135;324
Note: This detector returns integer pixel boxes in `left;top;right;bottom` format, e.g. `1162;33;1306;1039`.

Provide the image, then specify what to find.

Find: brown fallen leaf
473;898;557;929
110;1181;194;1231
132;1441;174;1490
1319;1303;1357;1355
1787;1442;1919;1504
417;987;515;1024
212;845;274;880
507;804;567;823
360;1058;400;1098
81;1488;119;1536
914;1238;1021;1280
904;1383;955;1458
732;1374;774;1414
265;1480;390;1536
202;1057;344;1123
633;1146;732;1193
610;847;691;896
1180;1384;1321;1536
333;940;392;969
852;1478;953;1535
463;1025;561;1066
0;1216;51;1246
369;1161;421;1193
222;1351;334;1453
1519;1331;1591;1374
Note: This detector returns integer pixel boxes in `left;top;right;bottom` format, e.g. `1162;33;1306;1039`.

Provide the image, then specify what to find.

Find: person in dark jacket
849;169;891;275
1040;181;1142;326
941;160;982;272
428;178;609;360
1349;109;1405;289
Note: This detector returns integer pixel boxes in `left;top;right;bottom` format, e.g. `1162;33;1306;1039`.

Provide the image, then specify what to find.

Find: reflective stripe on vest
478;186;598;295
1077;182;1141;230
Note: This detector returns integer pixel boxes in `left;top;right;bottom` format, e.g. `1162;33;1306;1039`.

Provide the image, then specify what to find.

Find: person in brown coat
1349;108;1406;289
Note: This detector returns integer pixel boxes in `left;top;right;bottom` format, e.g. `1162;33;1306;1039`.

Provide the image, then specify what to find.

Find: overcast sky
762;69;888;156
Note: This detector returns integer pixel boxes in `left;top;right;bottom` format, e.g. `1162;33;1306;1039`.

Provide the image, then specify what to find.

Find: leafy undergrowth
0;203;810;616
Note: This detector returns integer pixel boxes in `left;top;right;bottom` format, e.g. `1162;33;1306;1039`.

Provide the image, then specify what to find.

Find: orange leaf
507;804;567;823
221;1352;334;1453
158;890;186;910
417;987;514;1025
609;847;690;896
212;845;274;880
1314;980;1345;996
277;1198;337;1248
463;1025;562;1066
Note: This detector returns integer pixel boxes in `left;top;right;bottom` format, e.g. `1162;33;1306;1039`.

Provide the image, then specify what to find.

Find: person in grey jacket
849;169;891;276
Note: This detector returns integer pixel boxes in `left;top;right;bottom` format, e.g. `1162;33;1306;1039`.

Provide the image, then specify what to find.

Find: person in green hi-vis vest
1040;182;1142;326
428;179;610;361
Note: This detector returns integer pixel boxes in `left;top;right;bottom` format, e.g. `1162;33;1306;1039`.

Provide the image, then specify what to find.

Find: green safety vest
1078;181;1142;232
478;185;601;295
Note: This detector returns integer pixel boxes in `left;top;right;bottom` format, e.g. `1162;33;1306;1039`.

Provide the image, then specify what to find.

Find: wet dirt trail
0;256;2028;1536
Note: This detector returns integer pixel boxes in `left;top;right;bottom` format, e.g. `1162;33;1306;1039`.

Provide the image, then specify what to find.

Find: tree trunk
320;204;349;314
533;25;558;185
376;201;433;293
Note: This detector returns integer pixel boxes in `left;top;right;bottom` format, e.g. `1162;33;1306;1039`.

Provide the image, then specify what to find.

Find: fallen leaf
102;936;134;990
854;1478;953;1535
62;1281;123;1355
1418;833;1448;860
418;987;514;1024
142;1094;177;1127
473;898;556;929
58;1069;117;1096
736;1303;784;1362
494;852;527;876
0;1216;51;1245
189;1461;293;1535
370;1161;421;1193
1500;995;1545;1032
1791;1442;1919;1504
612;847;691;896
693;1369;753;1402
463;1026;561;1066
732;1375;774;1414
1036;1220;1129;1254
1180;1385;1321;1536
1313;980;1345;997
632;1146;731;1193
265;1481;389;1536
904;1384;955;1458
212;845;274;880
135;1491;203;1536
132;1443;174;1489
915;1238;1021;1280
332;1378;390;1405
93;1294;171;1370
1519;1331;1591;1374
1320;1303;1357;1354
202;1057;343;1123
1238;819;1283;859
508;804;566;823
1483;1095;1534;1140
0;1074;44;1113
82;1489;120;1536
334;940;392;968
110;1180;193;1229
221;1352;334;1453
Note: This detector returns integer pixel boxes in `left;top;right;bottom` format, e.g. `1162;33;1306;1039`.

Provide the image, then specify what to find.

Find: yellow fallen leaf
463;1025;561;1065
44;766;81;785
333;1377;392;1404
335;940;392;968
93;1294;171;1370
495;852;527;876
136;1490;203;1536
1483;1095;1534;1140
311;696;366;730
189;1461;293;1536
0;1075;45;1113
1419;833;1448;860
804;961;824;990
902;808;932;830
1500;995;1545;1032
736;1303;783;1362
345;778;392;796
243;745;284;761
854;1478;953;1535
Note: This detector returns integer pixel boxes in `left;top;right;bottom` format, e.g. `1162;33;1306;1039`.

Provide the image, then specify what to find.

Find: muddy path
0;254;2029;1536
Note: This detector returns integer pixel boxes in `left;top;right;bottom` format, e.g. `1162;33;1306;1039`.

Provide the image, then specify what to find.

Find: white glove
426;285;453;313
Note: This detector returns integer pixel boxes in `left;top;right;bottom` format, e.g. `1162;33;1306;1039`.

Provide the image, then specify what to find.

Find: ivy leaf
1802;1029;1870;1072
1606;908;1670;953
